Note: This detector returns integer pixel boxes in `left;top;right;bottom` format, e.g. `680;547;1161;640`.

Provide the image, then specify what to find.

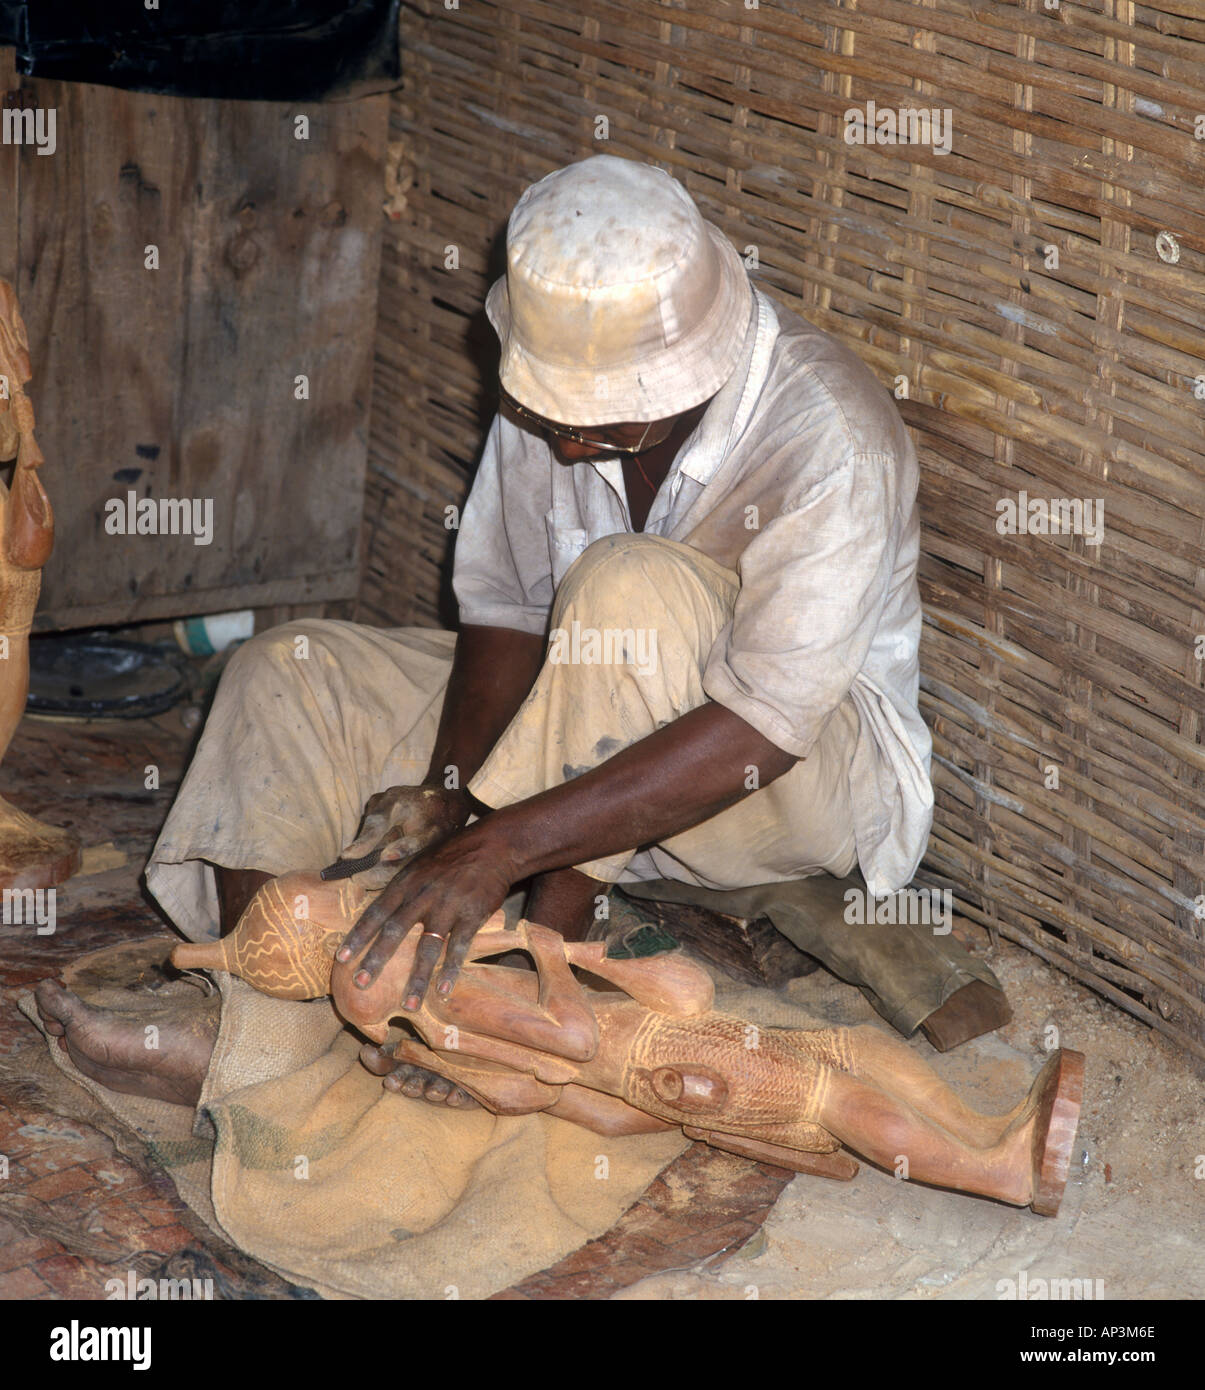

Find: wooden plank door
5;65;388;628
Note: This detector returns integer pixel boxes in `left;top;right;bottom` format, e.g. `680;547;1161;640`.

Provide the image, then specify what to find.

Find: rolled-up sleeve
452;415;555;634
702;450;898;758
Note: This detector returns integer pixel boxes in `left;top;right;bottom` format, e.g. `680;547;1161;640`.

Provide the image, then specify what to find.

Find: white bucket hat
486;156;753;426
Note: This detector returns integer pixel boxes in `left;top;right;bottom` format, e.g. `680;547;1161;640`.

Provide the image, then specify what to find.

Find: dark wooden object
610;890;820;989
492;1145;794;1300
3;63;388;629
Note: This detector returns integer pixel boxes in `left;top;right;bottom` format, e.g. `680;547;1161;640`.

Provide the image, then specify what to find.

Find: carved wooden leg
807;1044;1084;1213
545;1083;677;1137
398;1033;674;1138
446;919;600;1062
682;1126;859;1180
835;1023;1024;1148
563;937;715;1016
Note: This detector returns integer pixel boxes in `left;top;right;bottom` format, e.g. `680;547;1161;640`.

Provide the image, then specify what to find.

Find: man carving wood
37;156;1004;1114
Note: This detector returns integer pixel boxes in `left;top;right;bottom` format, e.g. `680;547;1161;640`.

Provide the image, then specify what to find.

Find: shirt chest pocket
544;508;590;589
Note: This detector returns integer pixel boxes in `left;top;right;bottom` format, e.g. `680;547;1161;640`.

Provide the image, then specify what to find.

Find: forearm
479;700;797;878
422;624;546;791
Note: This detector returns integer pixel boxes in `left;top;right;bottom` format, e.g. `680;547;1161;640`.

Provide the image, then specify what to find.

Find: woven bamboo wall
358;0;1205;1061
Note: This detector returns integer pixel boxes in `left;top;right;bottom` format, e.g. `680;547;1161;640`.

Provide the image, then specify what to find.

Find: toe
424;1076;452;1103
398;1067;427;1099
34;979;81;1036
360;1042;396;1076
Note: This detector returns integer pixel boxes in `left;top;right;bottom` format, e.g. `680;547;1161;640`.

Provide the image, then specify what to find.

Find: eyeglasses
500;389;673;455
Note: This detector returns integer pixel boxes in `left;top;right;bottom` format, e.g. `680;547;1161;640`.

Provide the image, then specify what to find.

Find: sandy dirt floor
613;923;1205;1301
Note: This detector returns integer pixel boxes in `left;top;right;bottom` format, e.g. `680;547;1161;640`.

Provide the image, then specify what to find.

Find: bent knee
565;534;673;587
556;535;722;622
224;619;353;674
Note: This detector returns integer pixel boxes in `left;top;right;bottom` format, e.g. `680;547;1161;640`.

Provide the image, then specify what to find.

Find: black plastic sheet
1;1;401;102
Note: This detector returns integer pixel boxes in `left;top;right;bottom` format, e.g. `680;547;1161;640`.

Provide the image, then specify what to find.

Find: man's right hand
336;783;471;889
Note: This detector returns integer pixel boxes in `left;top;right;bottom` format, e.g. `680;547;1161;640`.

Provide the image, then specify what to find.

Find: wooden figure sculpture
0;280;81;891
174;871;1085;1215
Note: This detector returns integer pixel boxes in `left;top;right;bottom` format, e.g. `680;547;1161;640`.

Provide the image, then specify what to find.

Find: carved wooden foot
682;1126;859;1180
0;793;80;891
1030;1048;1085;1216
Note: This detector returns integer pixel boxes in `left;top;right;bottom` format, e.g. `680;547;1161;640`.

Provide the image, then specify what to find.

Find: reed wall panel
359;0;1205;1061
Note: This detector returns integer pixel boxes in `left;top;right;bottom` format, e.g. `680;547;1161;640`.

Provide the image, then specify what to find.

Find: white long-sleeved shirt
452;288;934;894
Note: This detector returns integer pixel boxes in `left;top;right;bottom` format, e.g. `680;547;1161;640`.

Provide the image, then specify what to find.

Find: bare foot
34;979;218;1107
359;1042;480;1109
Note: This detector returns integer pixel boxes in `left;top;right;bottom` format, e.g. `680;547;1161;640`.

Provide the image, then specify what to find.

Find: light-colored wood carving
172;872;364;1000
174;871;1084;1213
0;281;80;891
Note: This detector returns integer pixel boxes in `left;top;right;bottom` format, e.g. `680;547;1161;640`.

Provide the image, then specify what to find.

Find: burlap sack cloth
20;941;689;1300
21;537;977;1298
21;942;881;1300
